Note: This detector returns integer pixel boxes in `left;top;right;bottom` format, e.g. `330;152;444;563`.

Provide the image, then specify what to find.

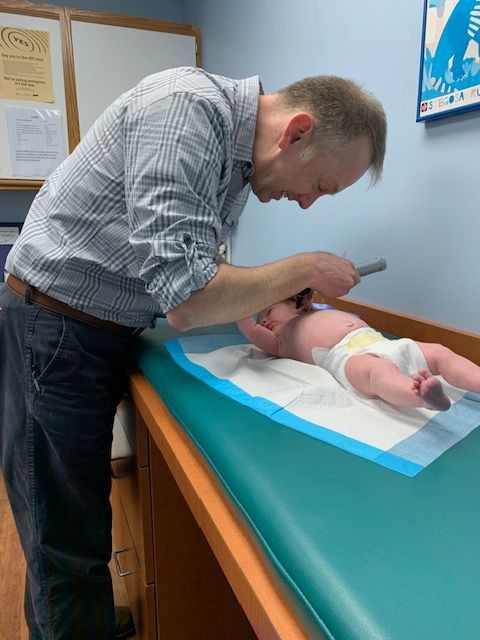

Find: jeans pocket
29;308;67;387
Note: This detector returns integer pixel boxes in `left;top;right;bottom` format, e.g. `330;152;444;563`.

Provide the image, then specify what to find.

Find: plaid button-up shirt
7;67;260;327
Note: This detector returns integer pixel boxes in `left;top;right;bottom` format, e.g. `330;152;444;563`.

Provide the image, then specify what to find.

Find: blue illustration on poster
419;0;480;118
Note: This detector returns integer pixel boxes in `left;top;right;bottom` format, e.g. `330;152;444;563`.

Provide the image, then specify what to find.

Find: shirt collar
232;75;262;170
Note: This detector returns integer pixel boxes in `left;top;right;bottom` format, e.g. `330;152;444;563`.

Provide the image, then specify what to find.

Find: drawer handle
110;459;134;479
113;548;139;577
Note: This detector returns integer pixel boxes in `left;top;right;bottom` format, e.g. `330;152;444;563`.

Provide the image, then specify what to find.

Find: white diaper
312;328;428;397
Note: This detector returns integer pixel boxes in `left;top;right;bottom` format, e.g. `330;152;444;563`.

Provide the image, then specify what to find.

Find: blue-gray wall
183;0;480;333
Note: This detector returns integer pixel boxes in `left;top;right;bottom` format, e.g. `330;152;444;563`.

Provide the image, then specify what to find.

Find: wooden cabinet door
150;440;256;640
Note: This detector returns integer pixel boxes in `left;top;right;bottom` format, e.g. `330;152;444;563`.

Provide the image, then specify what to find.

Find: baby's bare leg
417;342;480;393
344;354;451;410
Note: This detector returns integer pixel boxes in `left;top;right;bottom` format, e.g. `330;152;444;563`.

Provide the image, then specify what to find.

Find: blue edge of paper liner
164;335;480;477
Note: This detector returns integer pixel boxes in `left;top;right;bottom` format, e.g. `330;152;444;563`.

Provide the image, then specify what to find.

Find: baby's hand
237;316;257;337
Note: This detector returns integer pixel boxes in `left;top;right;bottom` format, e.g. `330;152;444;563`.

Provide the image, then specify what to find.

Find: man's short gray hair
277;75;387;185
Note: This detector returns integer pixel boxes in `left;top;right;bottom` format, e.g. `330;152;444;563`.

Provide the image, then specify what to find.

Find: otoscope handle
355;257;387;277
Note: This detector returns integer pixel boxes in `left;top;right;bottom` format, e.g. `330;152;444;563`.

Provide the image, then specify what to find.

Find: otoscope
355;256;387;277
294;256;387;308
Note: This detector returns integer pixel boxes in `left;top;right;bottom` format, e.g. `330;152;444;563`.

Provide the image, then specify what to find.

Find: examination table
113;299;480;640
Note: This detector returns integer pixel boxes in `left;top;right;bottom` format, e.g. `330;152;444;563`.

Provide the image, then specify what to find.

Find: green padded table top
135;320;480;640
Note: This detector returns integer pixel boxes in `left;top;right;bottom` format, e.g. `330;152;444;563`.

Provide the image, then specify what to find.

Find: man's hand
309;253;360;298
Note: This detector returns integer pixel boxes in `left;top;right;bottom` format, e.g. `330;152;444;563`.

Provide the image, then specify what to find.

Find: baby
237;298;480;411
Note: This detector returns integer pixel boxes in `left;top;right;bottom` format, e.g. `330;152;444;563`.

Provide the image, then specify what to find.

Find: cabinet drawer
114;464;154;585
111;483;157;640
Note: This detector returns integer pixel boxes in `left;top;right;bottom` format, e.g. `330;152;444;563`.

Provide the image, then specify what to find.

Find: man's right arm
166;251;359;330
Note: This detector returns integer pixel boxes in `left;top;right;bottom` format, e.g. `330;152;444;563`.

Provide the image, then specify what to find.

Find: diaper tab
311;346;330;366
345;330;386;353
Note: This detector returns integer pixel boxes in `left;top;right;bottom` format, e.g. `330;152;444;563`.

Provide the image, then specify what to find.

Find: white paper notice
0;227;19;244
6;107;65;177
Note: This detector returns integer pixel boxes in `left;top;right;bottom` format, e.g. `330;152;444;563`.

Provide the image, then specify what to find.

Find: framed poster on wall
0;3;200;189
0;5;70;189
417;0;480;122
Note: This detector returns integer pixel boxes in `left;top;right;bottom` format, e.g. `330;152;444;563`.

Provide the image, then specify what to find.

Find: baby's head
257;297;301;329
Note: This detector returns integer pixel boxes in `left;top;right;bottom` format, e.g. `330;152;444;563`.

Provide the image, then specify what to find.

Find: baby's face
258;300;300;330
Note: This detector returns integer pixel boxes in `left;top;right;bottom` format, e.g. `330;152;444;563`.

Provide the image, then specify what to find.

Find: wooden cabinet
111;396;257;639
149;442;256;640
111;403;156;640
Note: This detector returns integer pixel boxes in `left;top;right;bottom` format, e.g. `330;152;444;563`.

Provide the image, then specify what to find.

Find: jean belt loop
24;284;35;305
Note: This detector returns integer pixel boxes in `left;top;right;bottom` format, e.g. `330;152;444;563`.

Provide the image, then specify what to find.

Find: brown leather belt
6;274;138;336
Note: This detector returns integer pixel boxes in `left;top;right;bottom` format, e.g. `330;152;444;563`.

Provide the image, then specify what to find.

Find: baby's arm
237;316;280;356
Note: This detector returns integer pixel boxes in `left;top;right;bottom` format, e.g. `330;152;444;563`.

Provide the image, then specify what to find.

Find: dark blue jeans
0;285;133;639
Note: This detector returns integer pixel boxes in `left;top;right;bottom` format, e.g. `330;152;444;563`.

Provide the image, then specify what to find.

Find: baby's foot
412;369;451;411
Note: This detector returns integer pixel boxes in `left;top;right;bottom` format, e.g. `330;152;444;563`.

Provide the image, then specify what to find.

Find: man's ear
278;113;314;150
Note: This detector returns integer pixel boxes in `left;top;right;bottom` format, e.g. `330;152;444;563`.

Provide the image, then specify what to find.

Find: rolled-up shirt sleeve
124;91;232;313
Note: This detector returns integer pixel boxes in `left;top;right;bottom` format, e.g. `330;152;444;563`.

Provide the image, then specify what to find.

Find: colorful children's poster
417;0;480;121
